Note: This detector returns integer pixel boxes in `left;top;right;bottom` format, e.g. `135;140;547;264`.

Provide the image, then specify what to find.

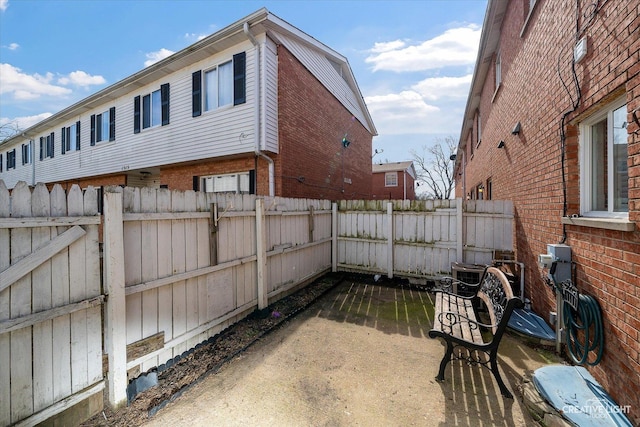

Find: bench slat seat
429;267;523;398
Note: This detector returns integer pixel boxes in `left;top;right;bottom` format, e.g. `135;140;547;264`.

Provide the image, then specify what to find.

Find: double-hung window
39;133;55;160
385;172;398;187
22;142;32;165
192;51;246;117
580;97;628;218
62;121;81;154
91;107;116;145
134;83;170;133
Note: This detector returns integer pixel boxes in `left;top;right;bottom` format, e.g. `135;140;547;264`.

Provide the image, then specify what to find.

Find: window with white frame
385;172;398;187
134;83;169;133
191;52;246;117
39;133;55;160
580;97;628;218
91;107;115;145
200;172;250;194
62;121;81;154
205;60;233;111
22;142;32;165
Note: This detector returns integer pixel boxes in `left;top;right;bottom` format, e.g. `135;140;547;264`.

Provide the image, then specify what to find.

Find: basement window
201;172;251;194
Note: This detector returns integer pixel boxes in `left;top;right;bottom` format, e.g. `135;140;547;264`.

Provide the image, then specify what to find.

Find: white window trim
204;58;234;113
385;172;398;187
579;96;628;220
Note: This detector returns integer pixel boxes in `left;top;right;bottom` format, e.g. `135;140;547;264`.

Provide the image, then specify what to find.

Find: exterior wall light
497;140;505;148
511;121;521;135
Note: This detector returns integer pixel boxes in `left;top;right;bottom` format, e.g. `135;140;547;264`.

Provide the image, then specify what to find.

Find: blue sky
0;0;487;163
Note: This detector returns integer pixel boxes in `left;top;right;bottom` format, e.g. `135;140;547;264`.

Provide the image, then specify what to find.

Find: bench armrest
437;276;482;296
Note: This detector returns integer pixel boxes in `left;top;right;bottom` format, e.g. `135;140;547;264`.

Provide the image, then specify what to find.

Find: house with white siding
0;8;377;199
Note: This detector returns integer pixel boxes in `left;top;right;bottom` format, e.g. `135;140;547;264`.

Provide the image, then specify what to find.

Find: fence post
387;202;393;279
103;190;127;408
255;198;268;310
456;198;464;263
331;203;337;272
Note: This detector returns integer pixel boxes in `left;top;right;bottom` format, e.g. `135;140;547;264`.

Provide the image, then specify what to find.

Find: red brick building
371;161;417;200
455;0;639;422
0;9;376;200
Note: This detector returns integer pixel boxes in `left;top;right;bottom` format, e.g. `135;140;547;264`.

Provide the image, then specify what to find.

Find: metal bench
429;267;523;398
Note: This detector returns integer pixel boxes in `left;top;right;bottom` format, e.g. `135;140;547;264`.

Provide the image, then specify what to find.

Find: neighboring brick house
371;161;416;200
455;0;639;422
0;8;376;200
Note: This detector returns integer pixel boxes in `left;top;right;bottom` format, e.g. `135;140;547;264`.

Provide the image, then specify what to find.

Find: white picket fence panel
0;181;102;427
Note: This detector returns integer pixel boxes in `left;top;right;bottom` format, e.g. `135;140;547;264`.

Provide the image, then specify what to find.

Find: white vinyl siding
0;43;257;188
263;37;279;153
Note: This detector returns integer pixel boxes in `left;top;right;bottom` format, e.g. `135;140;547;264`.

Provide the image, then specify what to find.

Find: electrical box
574;37;587;63
548;244;571;283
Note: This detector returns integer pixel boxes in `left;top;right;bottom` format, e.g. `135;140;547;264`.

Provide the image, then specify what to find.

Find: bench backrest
477;267;522;337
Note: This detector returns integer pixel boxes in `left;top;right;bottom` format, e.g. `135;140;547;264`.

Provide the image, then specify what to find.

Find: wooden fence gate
0;182;103;426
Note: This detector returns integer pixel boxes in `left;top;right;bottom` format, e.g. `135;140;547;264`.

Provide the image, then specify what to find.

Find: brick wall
460;1;640;422
277;45;373;200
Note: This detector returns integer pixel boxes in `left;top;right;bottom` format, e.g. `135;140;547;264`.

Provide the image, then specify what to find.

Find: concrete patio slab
145;279;561;426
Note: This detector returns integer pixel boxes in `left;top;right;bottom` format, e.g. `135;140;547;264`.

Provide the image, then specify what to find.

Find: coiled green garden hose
563;293;604;366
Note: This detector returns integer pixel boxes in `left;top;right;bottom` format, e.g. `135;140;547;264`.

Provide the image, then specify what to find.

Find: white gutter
244;22;275;197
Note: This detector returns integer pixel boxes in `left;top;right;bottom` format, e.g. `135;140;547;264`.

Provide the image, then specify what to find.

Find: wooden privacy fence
103;186;333;409
0;180;513;425
0;181;102;427
334;199;514;278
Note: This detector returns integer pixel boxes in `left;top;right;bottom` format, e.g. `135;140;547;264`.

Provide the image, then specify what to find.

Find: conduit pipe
244;22;275;197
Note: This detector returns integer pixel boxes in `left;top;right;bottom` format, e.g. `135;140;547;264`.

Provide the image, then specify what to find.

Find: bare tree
410;136;457;199
0;121;22;143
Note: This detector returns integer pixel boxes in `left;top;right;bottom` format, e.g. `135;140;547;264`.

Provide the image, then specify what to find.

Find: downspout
244;22;274;197
403;170;407;200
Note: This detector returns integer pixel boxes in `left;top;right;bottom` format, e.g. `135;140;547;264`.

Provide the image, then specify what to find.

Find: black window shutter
21;145;25;165
193;176;200;191
76;121;81;150
61;127;66;154
249;169;256;194
49;132;55;158
66;127;72;152
134;96;141;134
161;83;170;126
40;137;44;160
91;114;96;145
0;154;2;172
192;70;202;117
109;107;116;141
233;52;246;105
96;114;103;142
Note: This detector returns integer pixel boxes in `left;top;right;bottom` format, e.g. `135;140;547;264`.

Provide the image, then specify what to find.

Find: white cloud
1;112;53;130
365;25;481;72
144;48;175;67
2;42;20;50
0;63;72;100
58;70;106;87
365;91;441;135
185;32;208;41
370;40;406;53
0;0;8;12
411;74;472;101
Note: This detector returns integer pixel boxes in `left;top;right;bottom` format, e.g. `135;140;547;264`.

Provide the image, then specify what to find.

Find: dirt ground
84;274;560;426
